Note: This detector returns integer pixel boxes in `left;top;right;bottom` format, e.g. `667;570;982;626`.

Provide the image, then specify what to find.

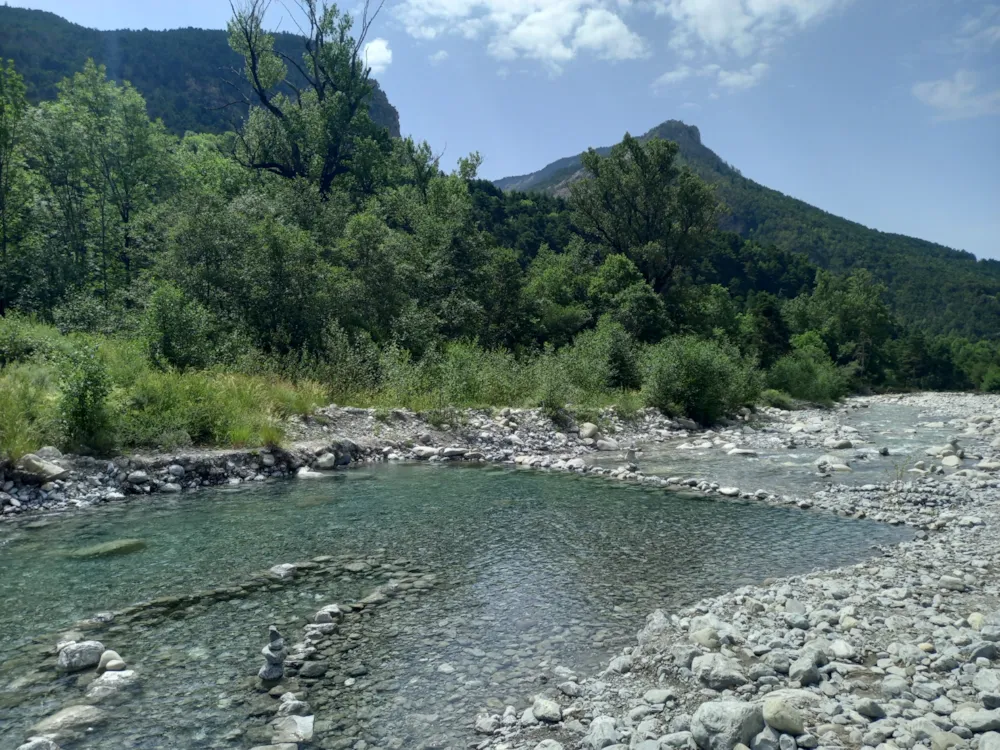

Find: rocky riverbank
6;392;1000;750
457;393;1000;750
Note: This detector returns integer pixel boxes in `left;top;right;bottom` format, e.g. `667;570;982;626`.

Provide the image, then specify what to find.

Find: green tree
0;60;29;314
227;0;391;199
570;134;718;299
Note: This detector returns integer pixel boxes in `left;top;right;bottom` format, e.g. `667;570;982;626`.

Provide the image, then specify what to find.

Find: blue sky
9;0;1000;259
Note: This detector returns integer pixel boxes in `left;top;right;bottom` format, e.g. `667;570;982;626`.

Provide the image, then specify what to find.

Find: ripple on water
0;463;911;749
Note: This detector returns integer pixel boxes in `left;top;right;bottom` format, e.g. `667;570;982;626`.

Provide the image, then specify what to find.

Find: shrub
761;388;796;410
117;370;293;450
767;341;849;405
982;366;1000;393
59;346;115;454
143;283;215;370
0;315;67;367
642;336;761;425
563;317;641;392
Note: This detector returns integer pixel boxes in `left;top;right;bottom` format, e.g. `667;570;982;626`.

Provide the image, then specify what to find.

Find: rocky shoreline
460;394;1000;750
6;392;1000;750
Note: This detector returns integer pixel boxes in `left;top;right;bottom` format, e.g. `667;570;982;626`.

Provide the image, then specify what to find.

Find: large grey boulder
978;732;1000;750
57;641;104;672
692;653;747;689
762;696;804;735
691;701;764;750
16;740;62;750
85;669;139;702
15;454;69;482
582;715;619;750
31;705;106;738
532;696;562;723
637;609;672;649
951;707;1000;733
579;423;600;439
975;670;1000;709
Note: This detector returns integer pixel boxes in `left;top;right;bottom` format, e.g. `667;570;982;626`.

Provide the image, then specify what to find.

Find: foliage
143;283;214;370
59;345;114;453
766;333;849;405
494;118;1000;340
642;336;761;424
760;388;796;410
0;364;59;461
0;36;998;462
0;5;399;138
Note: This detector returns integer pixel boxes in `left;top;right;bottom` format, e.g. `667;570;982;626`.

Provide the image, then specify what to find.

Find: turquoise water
0;463;911;749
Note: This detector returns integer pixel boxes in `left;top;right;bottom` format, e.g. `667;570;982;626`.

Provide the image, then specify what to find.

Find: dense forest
1;2;999;463
0;5;400;137
496;121;1000;339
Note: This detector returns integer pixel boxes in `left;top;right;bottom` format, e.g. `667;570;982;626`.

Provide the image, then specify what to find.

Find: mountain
495;120;1000;339
0;6;400;138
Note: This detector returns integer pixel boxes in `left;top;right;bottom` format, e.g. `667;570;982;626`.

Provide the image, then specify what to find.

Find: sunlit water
589;402;967;497
0;459;912;749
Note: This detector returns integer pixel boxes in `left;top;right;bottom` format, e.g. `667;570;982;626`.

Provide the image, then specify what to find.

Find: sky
9;0;1000;260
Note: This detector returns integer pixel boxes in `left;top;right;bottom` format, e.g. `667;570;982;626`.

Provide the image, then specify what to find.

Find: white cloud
716;61;769;88
395;0;848;79
652;65;694;88
573;8;648;59
396;0;647;69
364;38;393;74
429;49;450;64
913;70;1000;120
956;4;1000;50
652;61;769;91
652;0;850;58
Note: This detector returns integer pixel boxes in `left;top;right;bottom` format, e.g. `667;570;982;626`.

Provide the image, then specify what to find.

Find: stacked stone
258;626;286;685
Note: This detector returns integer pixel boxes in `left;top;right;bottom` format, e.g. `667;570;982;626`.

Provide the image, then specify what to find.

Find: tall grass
0;365;60;462
1;313;770;462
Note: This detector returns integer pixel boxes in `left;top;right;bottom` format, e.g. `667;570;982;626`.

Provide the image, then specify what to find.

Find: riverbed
0;462;910;749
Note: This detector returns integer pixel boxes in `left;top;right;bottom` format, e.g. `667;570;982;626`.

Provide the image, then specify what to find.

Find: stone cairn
258;626;286;687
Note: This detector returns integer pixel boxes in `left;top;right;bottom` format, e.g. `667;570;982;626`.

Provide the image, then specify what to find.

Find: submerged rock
31;705;107;738
16;739;62;750
69;539;146;559
85;669;139;702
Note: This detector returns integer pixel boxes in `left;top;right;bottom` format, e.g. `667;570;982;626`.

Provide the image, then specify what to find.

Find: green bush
767;338;848;405
760;388;796;410
0;315;68;367
59;346;115;454
143;283;215;370
563;317;641;392
642;336;761;425
982;366;1000;393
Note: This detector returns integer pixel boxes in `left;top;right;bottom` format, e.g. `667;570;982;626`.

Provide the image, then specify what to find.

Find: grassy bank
1;315;783;462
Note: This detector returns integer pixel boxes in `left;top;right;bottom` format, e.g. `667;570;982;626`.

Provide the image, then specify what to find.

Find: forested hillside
2;3;1000;465
496;121;1000;339
0;5;400;137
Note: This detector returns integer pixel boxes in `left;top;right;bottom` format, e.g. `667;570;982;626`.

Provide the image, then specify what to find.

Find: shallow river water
0;460;913;750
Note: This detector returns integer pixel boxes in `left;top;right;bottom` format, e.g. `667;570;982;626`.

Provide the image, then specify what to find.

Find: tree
0;60;29;314
570;134;718;299
226;0;391;199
